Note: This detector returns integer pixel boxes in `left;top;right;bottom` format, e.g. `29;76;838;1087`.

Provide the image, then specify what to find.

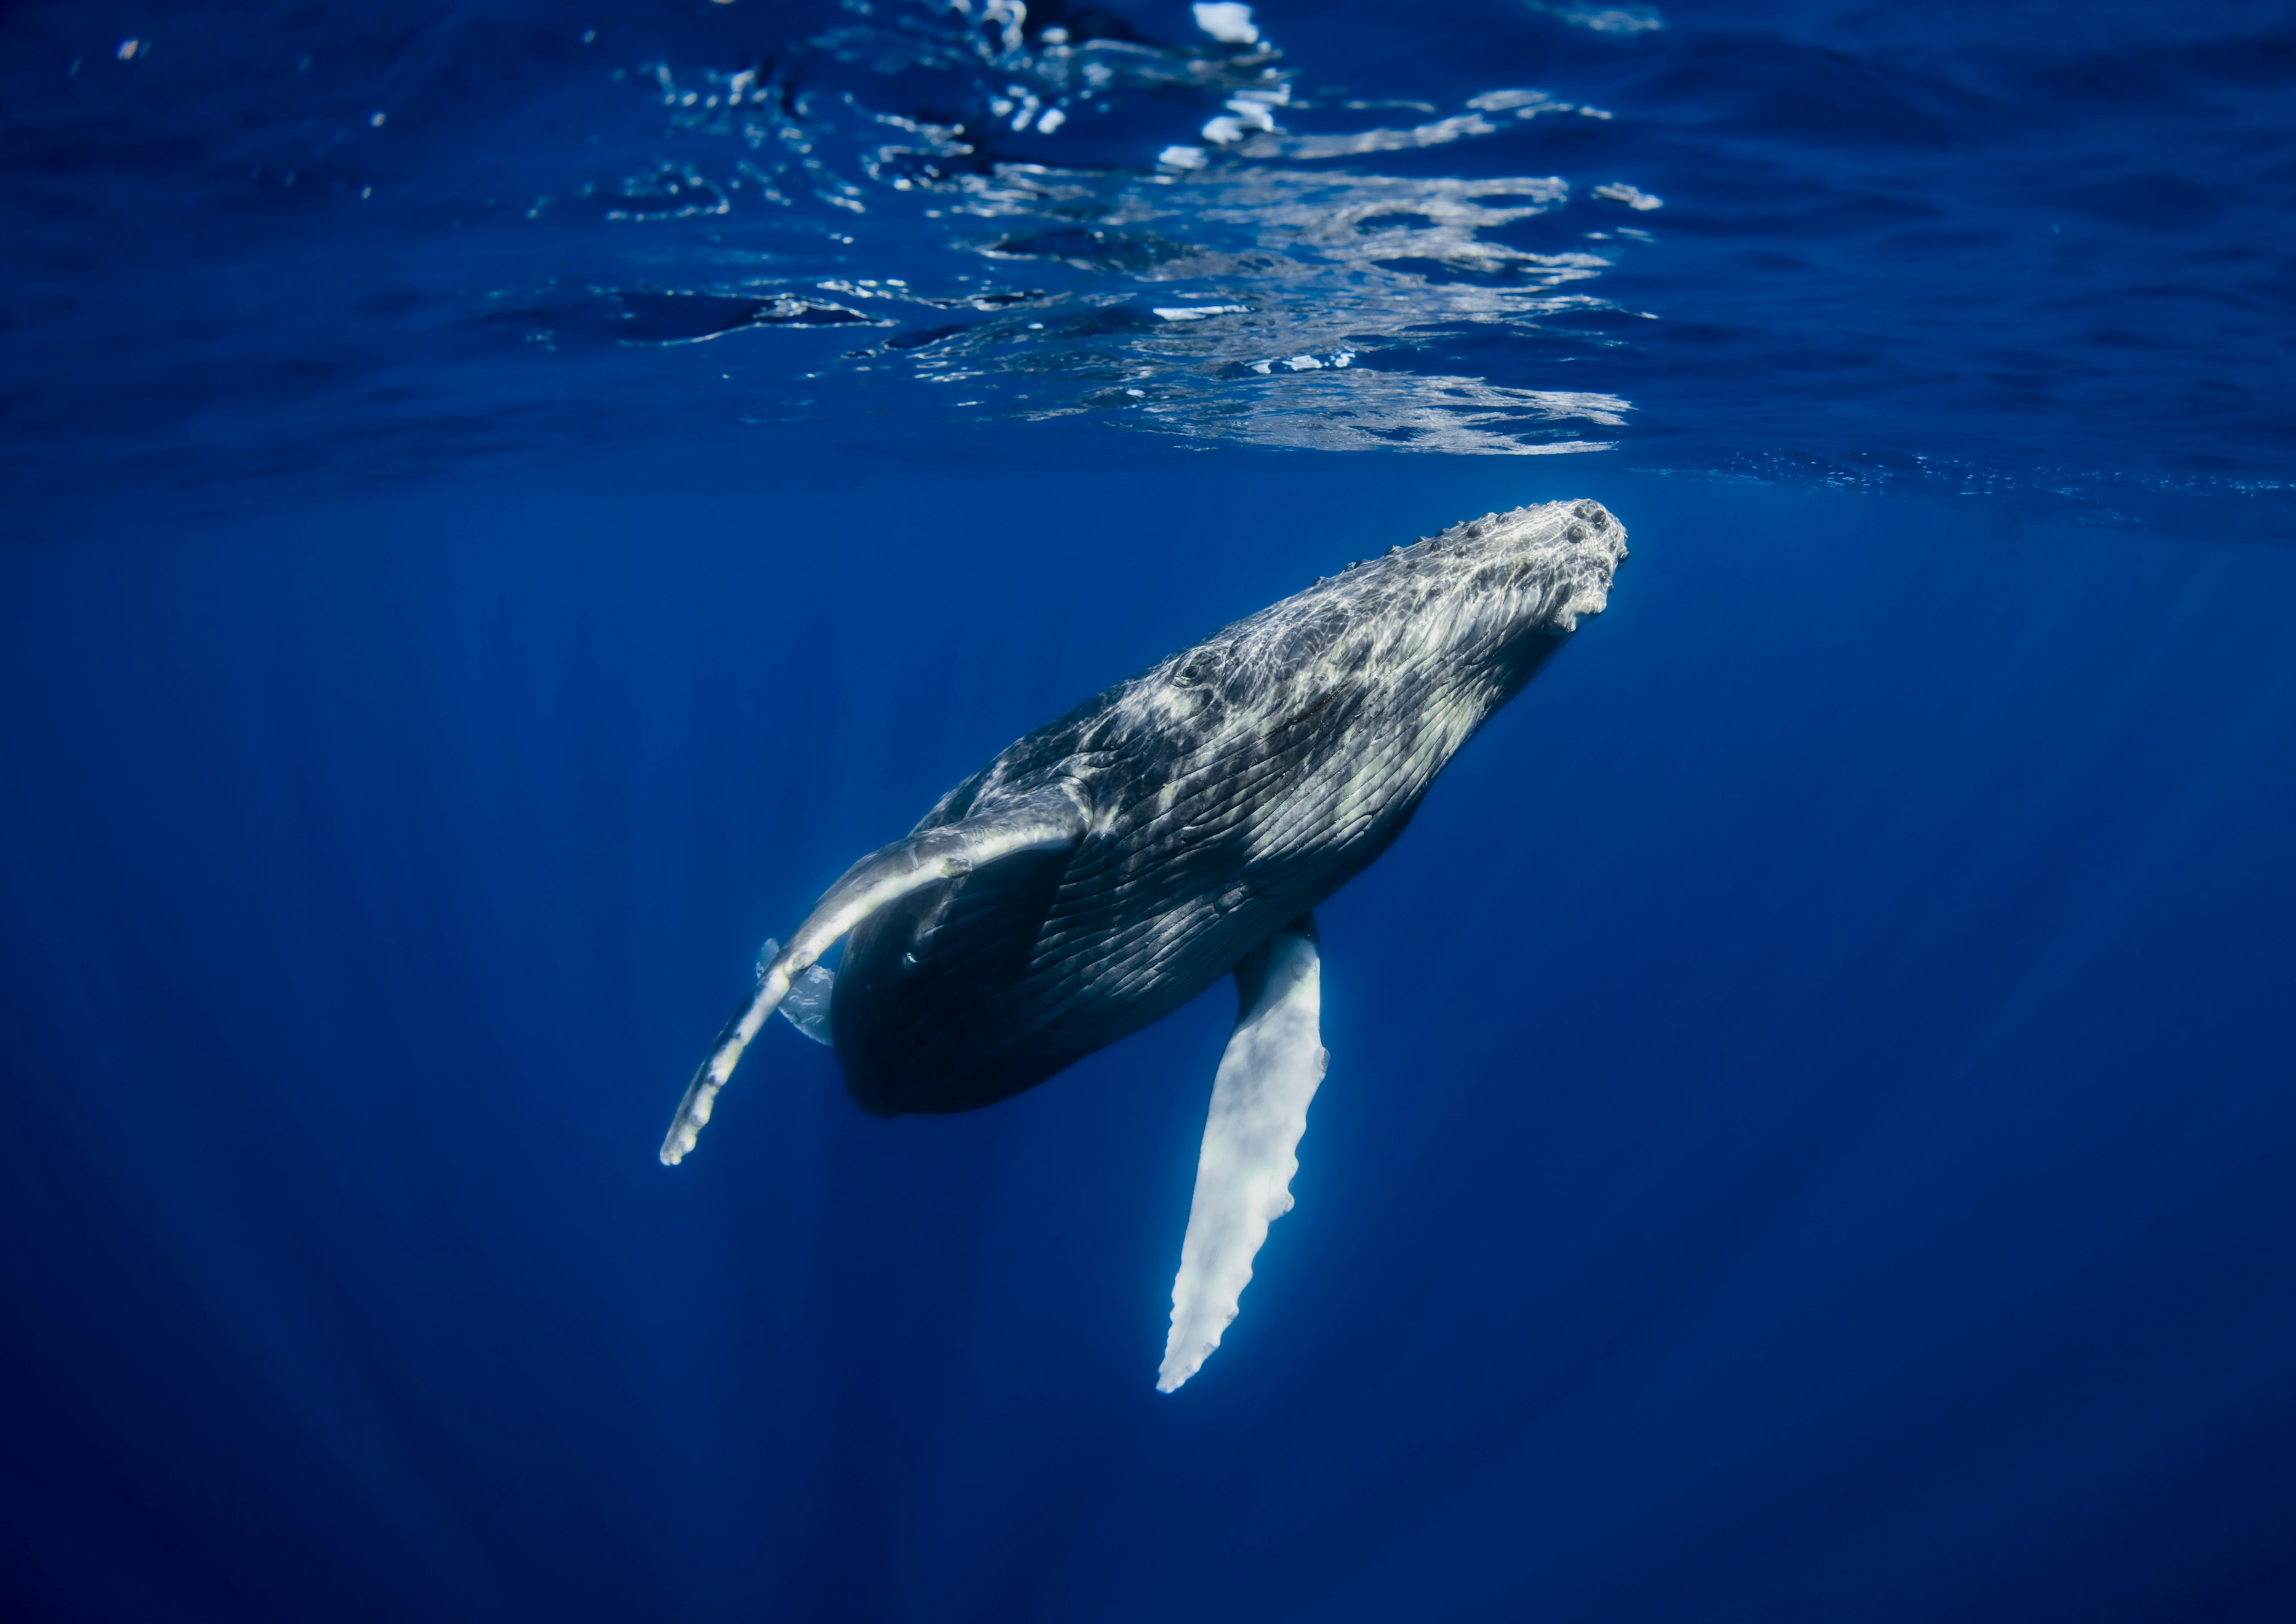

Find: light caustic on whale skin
658;499;1628;1389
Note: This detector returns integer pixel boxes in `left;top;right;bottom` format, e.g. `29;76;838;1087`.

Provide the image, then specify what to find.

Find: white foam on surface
1542;4;1666;34
1250;112;1498;159
1467;88;1560;113
1159;928;1328;1393
1592;182;1665;210
626;6;1653;457
1192;4;1262;46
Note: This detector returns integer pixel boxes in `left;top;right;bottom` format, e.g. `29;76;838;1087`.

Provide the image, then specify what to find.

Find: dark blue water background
4;2;2294;1620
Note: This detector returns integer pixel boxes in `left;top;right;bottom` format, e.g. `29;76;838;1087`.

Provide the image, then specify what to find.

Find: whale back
832;499;1627;1115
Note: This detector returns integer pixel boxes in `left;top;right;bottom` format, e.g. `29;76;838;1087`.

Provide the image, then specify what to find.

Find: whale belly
831;780;1426;1115
831;845;1246;1116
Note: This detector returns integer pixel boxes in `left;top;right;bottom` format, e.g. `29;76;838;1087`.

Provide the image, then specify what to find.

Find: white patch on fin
781;966;835;1046
756;938;836;1046
1158;921;1327;1393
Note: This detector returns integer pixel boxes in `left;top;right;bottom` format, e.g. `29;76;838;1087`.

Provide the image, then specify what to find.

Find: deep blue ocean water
4;3;2294;1620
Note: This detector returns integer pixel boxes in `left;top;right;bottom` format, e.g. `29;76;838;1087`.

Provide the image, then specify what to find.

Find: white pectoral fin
657;783;1088;1166
1158;915;1329;1393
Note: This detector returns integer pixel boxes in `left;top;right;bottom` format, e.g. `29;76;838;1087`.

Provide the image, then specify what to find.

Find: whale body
660;498;1628;1387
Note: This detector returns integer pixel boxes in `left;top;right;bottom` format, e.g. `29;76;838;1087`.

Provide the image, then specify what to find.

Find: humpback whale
660;499;1627;1389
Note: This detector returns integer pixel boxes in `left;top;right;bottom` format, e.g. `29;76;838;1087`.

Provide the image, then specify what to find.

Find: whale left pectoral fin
1159;914;1328;1393
657;783;1089;1167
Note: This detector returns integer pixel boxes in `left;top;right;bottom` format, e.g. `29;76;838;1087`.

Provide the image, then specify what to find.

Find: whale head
1263;496;1629;711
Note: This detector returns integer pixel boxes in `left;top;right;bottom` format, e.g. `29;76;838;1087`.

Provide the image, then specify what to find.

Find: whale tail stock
657;783;1090;1166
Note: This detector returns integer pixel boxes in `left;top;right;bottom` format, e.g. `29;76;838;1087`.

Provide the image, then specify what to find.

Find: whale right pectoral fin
1159;914;1329;1393
657;783;1089;1167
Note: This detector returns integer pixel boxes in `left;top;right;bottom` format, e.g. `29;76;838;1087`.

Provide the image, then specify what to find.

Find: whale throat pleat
657;784;1089;1165
1158;917;1327;1393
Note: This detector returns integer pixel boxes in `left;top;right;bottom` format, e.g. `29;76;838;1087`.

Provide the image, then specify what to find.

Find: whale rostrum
658;498;1628;1388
